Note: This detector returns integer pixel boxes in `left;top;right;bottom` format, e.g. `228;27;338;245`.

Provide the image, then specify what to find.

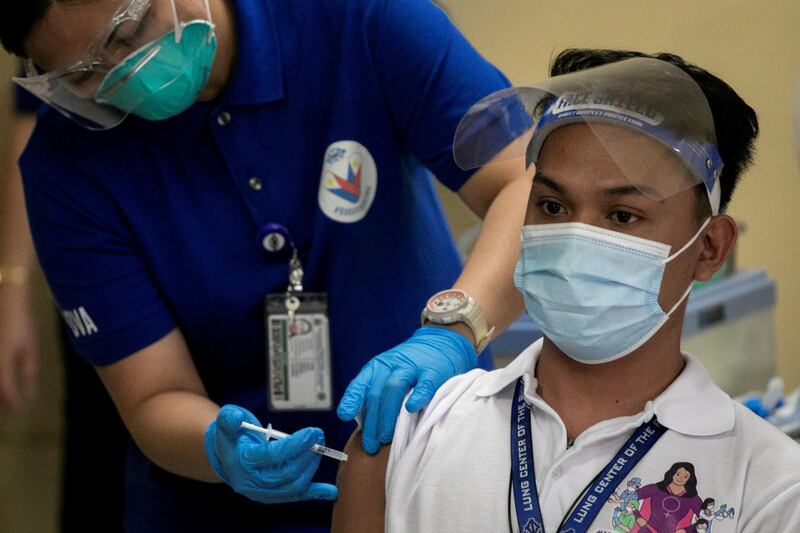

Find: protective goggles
13;0;213;130
453;58;723;214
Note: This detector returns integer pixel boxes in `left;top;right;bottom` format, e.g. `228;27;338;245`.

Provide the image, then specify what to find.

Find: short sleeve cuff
71;307;177;367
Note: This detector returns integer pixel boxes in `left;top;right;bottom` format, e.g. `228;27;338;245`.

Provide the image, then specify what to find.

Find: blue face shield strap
453;58;725;216
526;93;723;215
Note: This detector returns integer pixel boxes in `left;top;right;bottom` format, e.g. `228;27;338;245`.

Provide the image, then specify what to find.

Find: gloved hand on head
337;325;477;454
204;404;338;504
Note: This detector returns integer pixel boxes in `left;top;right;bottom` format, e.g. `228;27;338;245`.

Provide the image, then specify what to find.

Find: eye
59;66;106;98
538;200;567;216
113;19;143;42
609;210;639;224
105;3;152;49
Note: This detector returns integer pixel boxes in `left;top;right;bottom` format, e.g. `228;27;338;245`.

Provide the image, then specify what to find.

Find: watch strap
421;290;494;355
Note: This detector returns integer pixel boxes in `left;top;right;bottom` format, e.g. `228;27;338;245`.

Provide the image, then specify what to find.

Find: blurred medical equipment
241;422;348;462
737;377;800;439
495;266;800;442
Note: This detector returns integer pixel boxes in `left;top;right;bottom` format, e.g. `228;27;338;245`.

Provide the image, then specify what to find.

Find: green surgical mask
95;20;217;121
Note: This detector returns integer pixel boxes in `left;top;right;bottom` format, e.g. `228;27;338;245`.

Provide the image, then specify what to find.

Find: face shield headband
453;58;724;215
13;0;215;130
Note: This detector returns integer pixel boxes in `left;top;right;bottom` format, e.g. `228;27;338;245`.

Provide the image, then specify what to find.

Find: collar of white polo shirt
473;339;735;437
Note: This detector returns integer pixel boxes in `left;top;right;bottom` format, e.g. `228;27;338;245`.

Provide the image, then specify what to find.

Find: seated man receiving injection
332;49;800;533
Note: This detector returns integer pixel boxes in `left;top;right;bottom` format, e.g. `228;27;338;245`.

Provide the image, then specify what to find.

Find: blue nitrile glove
337;325;476;454
204;404;338;503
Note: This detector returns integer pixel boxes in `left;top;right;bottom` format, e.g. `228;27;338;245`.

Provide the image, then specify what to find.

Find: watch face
427;290;467;314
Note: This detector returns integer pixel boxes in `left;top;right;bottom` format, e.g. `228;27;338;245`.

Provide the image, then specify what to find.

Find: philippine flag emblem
318;140;377;223
326;155;362;203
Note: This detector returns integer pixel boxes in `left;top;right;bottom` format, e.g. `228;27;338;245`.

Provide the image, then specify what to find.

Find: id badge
265;293;333;411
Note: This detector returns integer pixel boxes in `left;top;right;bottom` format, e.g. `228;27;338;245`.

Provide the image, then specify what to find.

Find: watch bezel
425;289;469;323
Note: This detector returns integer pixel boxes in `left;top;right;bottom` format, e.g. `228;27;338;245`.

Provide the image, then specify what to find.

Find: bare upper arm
332;430;391;533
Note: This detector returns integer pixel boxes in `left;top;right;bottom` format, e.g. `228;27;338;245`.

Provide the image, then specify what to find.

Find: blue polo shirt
21;0;509;530
14;82;41;114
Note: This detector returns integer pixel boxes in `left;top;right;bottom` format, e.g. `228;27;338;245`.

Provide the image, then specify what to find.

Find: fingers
378;369;416;442
244;445;320;488
303;482;338;501
217;404;260;435
242;427;324;468
241;429;325;496
336;364;373;421
360;363;392;454
249;481;336;505
405;373;444;413
249;453;331;503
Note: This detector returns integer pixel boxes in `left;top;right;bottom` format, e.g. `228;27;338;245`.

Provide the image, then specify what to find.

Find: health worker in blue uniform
2;0;530;530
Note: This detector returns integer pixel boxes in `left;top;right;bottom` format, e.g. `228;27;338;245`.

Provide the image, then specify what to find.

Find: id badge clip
265;248;333;411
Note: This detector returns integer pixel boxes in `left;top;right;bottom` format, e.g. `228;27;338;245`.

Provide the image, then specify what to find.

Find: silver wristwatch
420;289;495;354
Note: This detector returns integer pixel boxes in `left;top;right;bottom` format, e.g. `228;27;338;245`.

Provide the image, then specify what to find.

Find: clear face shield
453;58;723;214
13;0;216;130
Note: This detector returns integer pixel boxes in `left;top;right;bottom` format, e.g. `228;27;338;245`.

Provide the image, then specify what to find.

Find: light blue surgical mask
514;219;710;364
95;20;217;121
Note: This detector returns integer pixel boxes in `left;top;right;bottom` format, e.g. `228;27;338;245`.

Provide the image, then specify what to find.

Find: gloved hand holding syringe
241;421;349;462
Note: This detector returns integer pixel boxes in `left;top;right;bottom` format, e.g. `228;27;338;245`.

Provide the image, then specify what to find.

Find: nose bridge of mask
519;217;711;263
520;222;672;259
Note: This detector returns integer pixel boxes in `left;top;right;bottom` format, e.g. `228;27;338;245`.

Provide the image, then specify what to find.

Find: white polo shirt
386;339;800;533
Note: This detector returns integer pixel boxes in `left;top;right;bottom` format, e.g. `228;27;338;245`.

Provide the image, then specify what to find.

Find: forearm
124;389;221;482
453;177;530;339
97;329;222;483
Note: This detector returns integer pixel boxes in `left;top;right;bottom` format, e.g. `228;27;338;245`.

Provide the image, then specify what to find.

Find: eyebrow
533;172;661;198
533;173;565;194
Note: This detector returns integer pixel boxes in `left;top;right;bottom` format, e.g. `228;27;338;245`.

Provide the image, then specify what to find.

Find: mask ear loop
663;216;713;317
170;0;182;42
664;217;712;263
171;0;215;44
202;0;215;43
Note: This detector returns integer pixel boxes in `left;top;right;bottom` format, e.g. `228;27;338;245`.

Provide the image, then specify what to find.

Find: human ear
693;215;737;282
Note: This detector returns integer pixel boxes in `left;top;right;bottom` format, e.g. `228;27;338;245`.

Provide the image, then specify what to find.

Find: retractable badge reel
259;224;333;411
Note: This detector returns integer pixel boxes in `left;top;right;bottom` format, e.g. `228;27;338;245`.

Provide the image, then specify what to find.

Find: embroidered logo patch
318;140;377;223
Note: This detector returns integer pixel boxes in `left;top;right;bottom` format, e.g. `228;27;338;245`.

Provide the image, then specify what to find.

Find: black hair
0;1;54;57
701;497;716;510
656;461;699;498
549;49;759;214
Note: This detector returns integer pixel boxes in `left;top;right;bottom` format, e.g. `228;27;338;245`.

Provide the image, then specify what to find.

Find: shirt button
217;111;232;126
248;177;263;191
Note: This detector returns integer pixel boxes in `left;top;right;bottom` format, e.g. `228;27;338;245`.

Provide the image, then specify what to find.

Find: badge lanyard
259;224;333;412
510;378;667;533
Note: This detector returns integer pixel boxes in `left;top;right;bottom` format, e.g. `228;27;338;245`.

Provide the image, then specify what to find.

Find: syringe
240;421;348;462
